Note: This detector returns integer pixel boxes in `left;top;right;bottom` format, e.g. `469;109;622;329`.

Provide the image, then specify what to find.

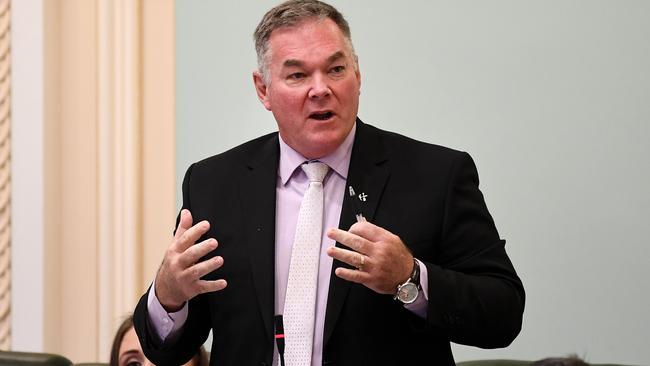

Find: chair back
0;351;72;366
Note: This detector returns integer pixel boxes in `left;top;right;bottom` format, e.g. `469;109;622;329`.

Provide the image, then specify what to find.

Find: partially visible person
533;355;590;366
110;314;208;366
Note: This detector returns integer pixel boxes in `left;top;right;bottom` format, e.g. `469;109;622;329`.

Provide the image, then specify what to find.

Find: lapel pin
348;185;367;222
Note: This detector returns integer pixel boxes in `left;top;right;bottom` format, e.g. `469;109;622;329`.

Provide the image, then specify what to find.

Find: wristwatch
393;258;421;304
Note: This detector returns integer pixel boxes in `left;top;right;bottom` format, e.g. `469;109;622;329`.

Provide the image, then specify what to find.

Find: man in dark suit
134;1;525;365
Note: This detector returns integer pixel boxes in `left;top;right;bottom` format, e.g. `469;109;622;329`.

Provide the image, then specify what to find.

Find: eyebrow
119;350;141;364
282;51;346;68
327;51;345;63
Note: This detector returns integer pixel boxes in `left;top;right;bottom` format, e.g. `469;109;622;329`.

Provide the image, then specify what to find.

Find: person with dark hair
134;1;525;365
110;315;207;366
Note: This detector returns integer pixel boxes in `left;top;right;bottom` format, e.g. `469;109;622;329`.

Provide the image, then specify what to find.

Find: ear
354;59;361;94
253;71;272;111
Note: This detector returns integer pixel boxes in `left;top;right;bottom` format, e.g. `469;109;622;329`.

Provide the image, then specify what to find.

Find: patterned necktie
283;161;329;366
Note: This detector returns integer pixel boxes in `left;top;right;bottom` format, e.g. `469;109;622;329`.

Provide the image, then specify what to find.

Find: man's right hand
155;209;227;312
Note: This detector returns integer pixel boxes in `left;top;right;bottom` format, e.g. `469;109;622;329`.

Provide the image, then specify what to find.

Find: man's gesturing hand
155;209;227;312
326;221;414;295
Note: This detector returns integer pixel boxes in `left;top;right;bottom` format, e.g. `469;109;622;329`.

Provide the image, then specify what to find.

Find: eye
121;358;143;366
287;72;306;80
329;65;345;75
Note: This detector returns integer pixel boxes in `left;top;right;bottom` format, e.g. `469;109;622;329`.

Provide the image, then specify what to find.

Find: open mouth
309;111;334;121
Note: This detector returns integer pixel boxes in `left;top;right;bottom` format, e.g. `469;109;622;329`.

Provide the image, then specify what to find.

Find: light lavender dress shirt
147;123;429;366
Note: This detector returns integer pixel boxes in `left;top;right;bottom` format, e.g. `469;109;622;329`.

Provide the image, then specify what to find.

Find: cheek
279;91;305;111
345;80;361;100
333;80;360;108
268;84;305;111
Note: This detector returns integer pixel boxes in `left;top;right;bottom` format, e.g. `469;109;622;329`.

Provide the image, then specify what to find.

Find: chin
284;124;352;158
304;138;343;159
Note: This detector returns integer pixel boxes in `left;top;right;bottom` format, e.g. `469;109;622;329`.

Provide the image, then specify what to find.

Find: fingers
327;221;414;295
327;246;368;271
156;246;226;310
178;238;219;268
156;210;227;309
327;221;395;255
334;267;371;284
348;221;387;242
197;279;228;294
184;254;224;281
327;228;371;255
181;255;227;294
174;209;194;240
176;219;211;252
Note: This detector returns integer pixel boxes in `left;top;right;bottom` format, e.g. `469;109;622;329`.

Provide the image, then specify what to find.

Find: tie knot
301;161;329;183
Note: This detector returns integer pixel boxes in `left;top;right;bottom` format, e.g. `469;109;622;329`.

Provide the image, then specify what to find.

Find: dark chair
0;351;72;366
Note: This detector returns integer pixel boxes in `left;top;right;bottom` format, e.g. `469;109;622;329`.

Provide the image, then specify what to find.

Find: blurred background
6;0;650;364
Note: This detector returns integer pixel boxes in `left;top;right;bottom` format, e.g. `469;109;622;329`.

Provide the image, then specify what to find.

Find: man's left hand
326;221;414;295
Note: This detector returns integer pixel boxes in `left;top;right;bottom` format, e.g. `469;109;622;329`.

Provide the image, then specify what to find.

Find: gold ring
357;255;365;271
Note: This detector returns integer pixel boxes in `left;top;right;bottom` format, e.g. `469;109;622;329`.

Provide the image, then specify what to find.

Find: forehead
118;327;142;354
267;18;352;66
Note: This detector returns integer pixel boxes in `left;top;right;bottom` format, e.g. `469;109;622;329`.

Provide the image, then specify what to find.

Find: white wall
176;1;650;364
11;0;45;352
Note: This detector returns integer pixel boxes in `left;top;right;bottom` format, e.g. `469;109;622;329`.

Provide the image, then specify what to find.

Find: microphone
274;315;286;366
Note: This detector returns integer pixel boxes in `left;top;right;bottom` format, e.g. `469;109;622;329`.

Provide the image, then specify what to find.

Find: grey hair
253;0;357;84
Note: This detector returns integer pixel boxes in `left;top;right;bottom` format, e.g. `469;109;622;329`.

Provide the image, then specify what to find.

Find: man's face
254;18;361;159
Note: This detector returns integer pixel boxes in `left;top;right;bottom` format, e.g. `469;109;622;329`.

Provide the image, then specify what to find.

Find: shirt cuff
403;258;429;318
146;278;189;343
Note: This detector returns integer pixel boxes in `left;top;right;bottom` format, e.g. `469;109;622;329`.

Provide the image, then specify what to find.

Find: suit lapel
323;120;391;346
239;135;280;342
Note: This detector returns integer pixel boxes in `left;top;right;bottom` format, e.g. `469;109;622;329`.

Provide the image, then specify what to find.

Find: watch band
410;258;421;289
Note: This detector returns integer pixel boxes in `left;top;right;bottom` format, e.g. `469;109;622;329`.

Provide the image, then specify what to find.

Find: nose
308;74;331;99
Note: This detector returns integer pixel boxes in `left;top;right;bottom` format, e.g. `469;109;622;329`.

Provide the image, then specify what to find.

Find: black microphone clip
274;315;286;366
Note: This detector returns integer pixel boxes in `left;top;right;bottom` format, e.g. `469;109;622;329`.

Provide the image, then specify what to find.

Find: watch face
397;282;418;304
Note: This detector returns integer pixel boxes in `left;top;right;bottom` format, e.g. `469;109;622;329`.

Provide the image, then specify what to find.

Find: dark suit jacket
134;120;525;366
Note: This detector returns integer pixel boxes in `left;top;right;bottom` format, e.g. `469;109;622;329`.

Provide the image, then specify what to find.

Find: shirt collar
278;122;356;185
